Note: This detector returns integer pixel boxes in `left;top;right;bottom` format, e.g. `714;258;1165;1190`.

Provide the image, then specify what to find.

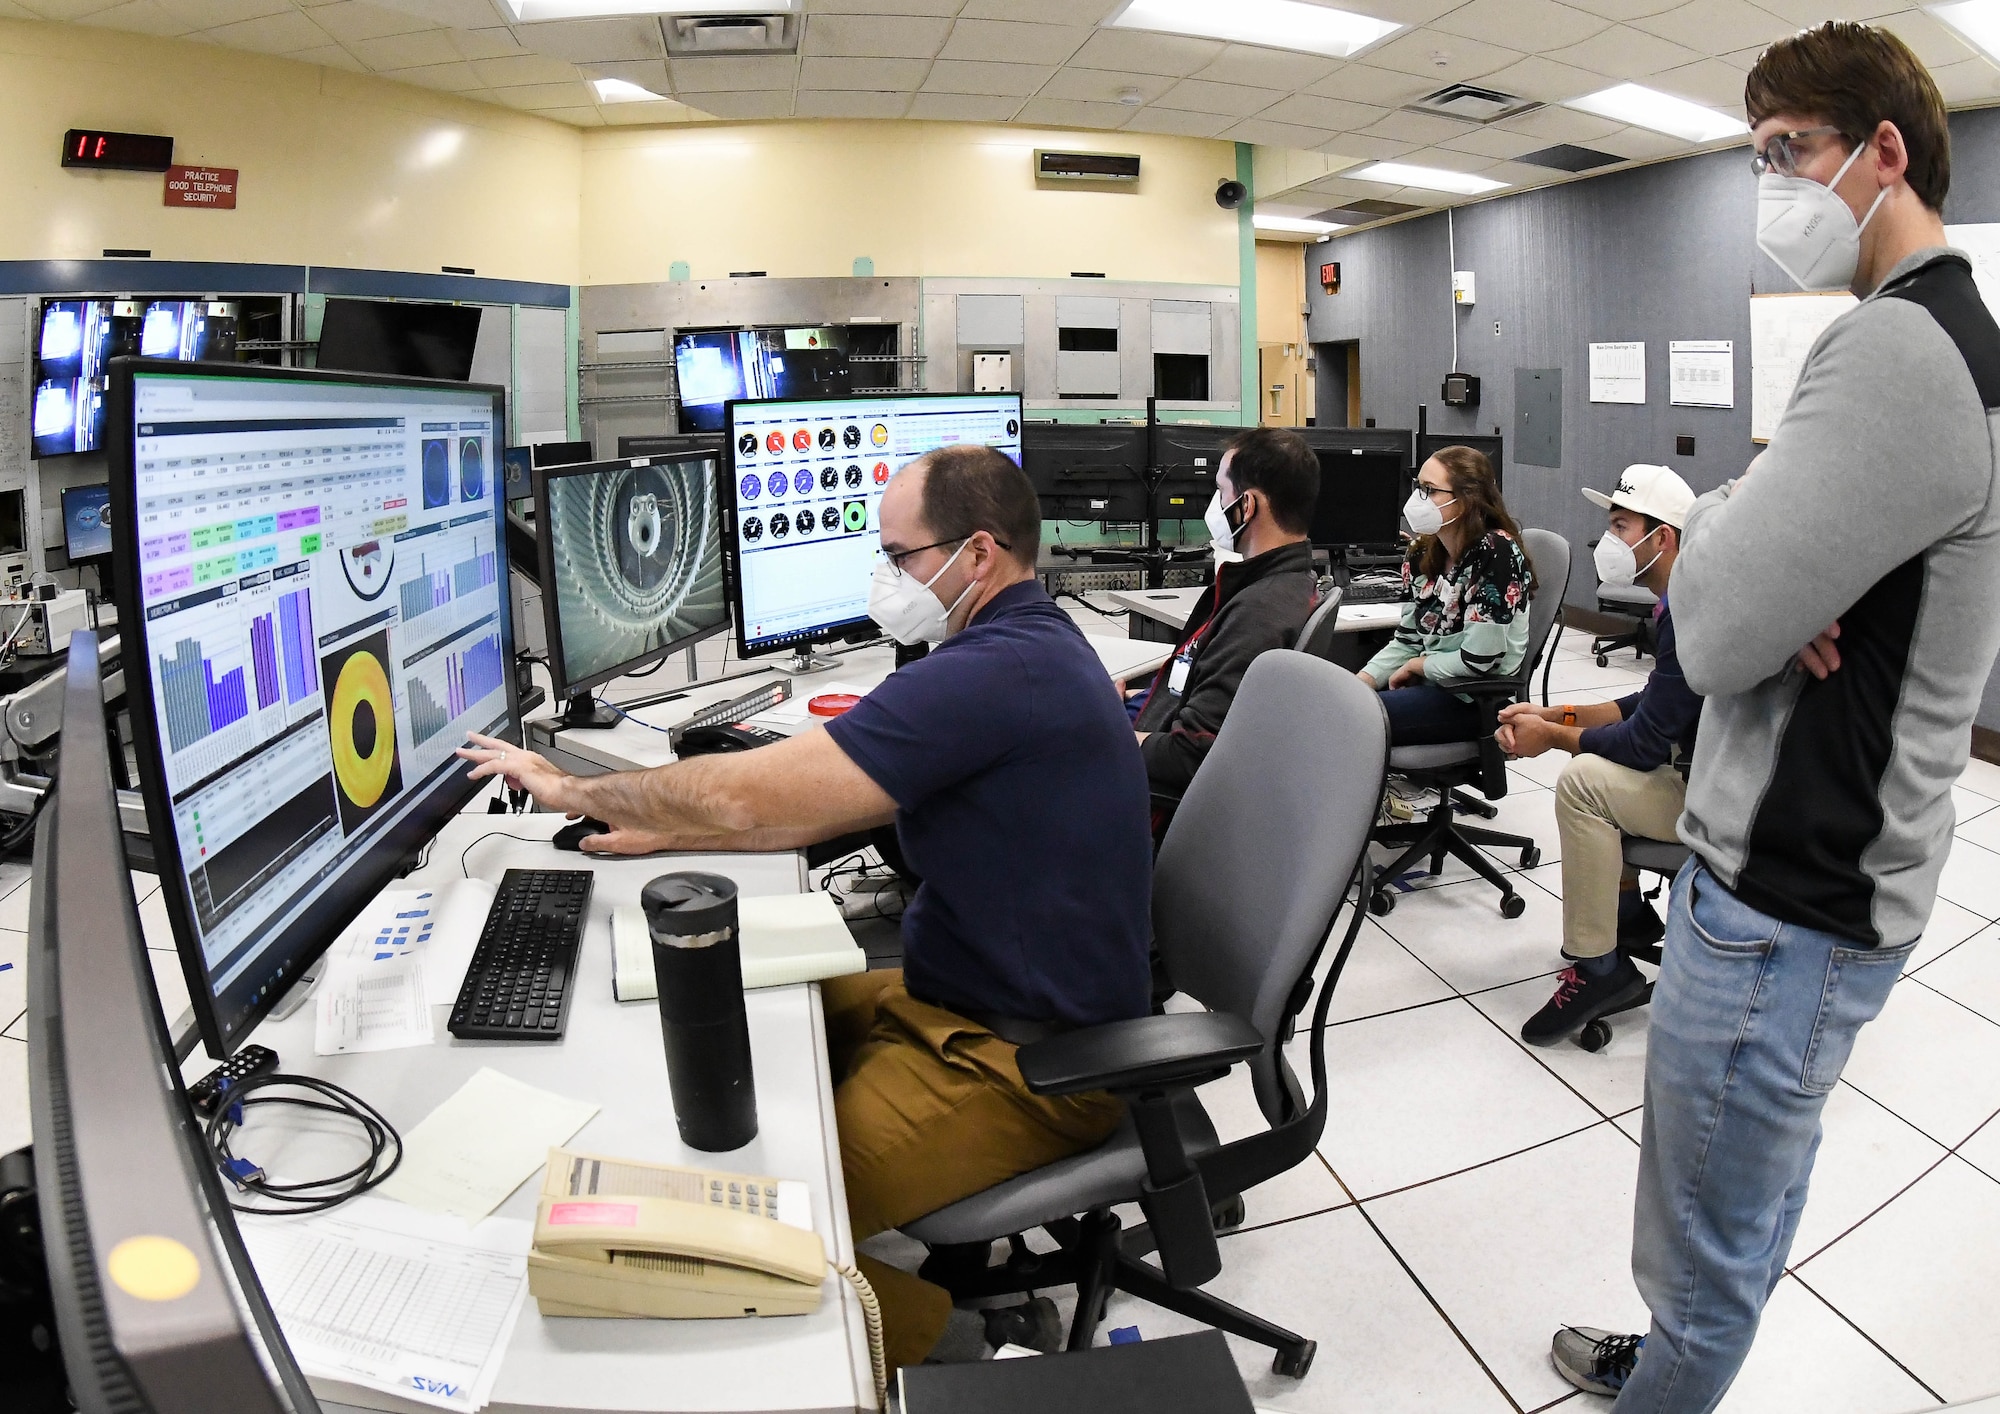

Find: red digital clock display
62;129;174;172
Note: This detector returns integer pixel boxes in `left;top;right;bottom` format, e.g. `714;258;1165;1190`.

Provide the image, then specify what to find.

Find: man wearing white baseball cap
1497;463;1701;1045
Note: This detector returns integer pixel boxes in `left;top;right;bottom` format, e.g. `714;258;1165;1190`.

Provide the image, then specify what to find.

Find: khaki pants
1554;754;1687;959
822;970;1124;1371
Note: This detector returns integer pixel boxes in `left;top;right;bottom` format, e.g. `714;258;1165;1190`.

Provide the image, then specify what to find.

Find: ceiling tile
1255;93;1391;130
672;88;795;119
601;99;693;124
1432;0;1613;51
801;13;951;59
202;9;331;53
960;0;1117;20
1360;0;1480;22
1593;123;1700;158
489;80;592;110
1629;0;1795;57
1068;27;1223;77
474;51;580;86
391;57;484;89
21;0;118;17
1497;104;1625;141
451;26;529;59
906;91;1023;121
939;18;1088;65
799;55;931;89
1876;8;1979;68
1648;56;1749;111
1306;62;1437;107
921;60;1055;97
1560;0;1684;18
1754;0;1904;22
1154;77;1286;116
1221;118;1340;148
544;106;605;127
582;57;670;90
1360;108;1473;144
668;54;798;90
1437;124;1556;158
1362;27;1524;82
1477;54;1610;102
0;0;39;14
794;89;915;118
1038;67;1174;103
381;0;499;27
1388;144;1502;171
292;41;367;70
1318;133;1420;160
1546;24;1702;79
1929;56;2000;105
1119;104;1234;137
301;0;429;42
805;0;962;13
516;17;664;63
349;27;461;69
153;0;287;27
1477;158;1565;185
73;0;194;35
1175;41;1338;90
1012;96;1132;129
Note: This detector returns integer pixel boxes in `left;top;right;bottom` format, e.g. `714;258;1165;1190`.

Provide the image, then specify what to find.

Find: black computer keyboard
1343;578;1406;606
447;869;594;1042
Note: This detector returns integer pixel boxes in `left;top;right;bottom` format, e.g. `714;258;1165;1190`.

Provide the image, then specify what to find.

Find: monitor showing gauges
534;453;729;703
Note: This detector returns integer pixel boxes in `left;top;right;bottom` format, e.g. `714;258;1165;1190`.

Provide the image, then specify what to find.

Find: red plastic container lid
807;693;863;717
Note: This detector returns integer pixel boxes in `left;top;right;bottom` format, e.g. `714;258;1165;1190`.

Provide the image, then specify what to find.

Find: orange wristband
1561;705;1577;727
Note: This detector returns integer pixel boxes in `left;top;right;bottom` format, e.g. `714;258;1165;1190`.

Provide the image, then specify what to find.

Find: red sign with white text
163;165;237;209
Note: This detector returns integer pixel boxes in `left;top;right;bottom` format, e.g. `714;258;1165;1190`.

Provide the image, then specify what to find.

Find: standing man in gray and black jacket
1132;426;1321;822
1553;23;2000;1411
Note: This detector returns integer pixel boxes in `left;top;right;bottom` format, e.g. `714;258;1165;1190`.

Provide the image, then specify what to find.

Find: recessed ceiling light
1253;214;1345;234
504;0;791;22
1930;0;2000;61
1106;0;1400;60
1564;83;1748;144
595;77;668;102
1348;162;1506;195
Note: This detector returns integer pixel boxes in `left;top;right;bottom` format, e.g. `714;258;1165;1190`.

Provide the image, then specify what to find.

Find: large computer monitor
1020;422;1148;522
29;635;320;1414
676;329;854;433
1416;431;1505;492
108;359;522;1058
723;391;1023;662
1309;449;1408;552
316;298;481;382
61;482;113;563
535;453;728;703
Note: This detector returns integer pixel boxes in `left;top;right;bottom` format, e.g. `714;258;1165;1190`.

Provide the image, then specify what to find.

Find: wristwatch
1560;705;1577;727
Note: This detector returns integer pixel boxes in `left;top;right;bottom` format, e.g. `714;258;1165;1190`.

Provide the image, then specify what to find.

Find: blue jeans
1378;683;1482;745
1615;862;1914;1413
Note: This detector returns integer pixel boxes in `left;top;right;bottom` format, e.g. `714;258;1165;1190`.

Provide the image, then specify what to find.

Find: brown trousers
822;970;1124;1370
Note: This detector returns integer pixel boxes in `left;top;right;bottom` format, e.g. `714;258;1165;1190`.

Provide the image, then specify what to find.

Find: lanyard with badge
1167;617;1215;697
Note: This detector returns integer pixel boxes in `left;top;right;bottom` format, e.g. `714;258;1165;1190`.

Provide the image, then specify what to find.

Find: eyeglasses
1752;126;1846;177
1414;483;1456;502
881;533;1012;572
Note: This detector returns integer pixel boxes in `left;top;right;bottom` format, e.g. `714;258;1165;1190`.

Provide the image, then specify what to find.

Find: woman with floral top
1358;445;1537;744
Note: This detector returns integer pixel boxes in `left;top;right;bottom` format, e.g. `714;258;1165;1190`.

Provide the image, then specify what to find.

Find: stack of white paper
379;1068;599;1223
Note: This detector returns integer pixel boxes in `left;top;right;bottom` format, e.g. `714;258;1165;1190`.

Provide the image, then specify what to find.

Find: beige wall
581;120;1240;287
1256;240;1309;425
0;19;582;284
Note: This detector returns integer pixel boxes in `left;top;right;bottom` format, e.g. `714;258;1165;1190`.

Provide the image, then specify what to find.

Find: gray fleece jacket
1675;247;2000;947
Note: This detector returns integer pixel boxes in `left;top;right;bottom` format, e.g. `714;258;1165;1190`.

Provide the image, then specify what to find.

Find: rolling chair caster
1210;1194;1246;1232
1519;846;1542;869
1596;652;1610;668
1368;889;1396;916
1273;1339;1317;1378
1499;890;1526;919
1577;1019;1612;1052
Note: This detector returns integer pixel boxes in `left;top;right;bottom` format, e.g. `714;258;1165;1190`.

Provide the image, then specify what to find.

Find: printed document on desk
239;1197;530;1413
378;1067;600;1223
316;951;433;1055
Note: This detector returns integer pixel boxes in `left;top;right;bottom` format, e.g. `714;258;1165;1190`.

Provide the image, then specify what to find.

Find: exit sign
62;129;174;172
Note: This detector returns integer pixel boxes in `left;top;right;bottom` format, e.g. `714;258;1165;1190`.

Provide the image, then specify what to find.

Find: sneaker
1551;1326;1644;1396
1618;898;1666;951
982;1297;1062;1355
1520;956;1649;1046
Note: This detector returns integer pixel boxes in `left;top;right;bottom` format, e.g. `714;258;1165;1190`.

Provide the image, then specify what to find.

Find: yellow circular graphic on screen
870;423;889;447
107;1235;201;1302
331;651;396;809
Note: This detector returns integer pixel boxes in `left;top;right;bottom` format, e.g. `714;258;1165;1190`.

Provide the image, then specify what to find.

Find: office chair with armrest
1367;528;1571;920
1592;580;1659;668
1619;834;1690;968
1294;585;1344;662
903;653;1389;1377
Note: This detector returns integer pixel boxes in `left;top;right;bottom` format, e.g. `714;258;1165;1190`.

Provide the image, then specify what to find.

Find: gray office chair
1294;584;1344;661
1592;580;1660;667
1368;528;1571;919
903;653;1389;1378
1619;834;1691;968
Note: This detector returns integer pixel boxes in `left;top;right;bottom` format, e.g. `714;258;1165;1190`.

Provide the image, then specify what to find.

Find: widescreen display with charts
722;392;1022;657
113;364;518;1053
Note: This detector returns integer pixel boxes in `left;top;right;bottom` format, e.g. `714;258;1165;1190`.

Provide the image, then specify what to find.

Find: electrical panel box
1453;271;1476;305
972;351;1013;392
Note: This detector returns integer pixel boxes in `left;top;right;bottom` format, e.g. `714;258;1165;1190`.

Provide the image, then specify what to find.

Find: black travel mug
642;872;758;1152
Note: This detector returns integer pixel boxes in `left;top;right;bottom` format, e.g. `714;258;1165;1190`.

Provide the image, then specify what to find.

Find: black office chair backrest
1294;586;1344;662
1154;652;1388;1126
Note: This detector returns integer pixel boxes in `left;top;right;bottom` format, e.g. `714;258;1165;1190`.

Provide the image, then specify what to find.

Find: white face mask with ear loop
868;539;975;645
1594;522;1664;588
1404;487;1457;538
1757;137;1890;292
1204;489;1250;562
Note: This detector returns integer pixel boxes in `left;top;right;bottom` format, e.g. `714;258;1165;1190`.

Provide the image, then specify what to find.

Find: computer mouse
552;818;611;852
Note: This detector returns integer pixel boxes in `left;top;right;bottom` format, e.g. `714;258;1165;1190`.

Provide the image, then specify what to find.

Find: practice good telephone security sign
163;165;237;209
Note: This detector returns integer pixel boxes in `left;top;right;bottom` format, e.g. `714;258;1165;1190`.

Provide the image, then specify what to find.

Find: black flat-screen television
316;298;482;381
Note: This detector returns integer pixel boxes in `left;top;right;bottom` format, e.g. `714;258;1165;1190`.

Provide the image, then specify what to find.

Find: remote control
187;1045;279;1115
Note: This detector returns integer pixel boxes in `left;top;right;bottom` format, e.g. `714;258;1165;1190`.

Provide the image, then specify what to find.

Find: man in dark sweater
1133;427;1321;811
1496;464;1701;1044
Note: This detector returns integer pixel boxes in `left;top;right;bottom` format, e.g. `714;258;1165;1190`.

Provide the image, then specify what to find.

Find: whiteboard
1749;292;1856;443
1945;223;2000;314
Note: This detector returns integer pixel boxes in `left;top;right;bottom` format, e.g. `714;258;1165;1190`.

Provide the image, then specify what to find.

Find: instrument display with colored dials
126;370;512;1023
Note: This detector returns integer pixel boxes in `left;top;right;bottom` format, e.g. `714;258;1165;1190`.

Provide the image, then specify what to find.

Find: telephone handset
527;1147;825;1320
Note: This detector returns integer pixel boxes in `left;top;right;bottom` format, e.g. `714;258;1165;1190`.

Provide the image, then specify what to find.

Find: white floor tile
0;883;28;933
1312;998;1601;1199
149;948;191;1035
1364;1121;1648;1411
1909;928;2000;1027
1507;751;1571;790
1956;1112;2000;1184
1541;658;1649;697
1614;1108;1643;1142
1956;804;2000;857
1907;900;1993;974
1468;974;1652;1118
1843;977;2000;1148
1374;874;1566;996
1369;825;1516;896
0;861;29;902
1715;1275;1940;1414
1473;787;1562;870
1795;1156;2000;1403
0;929;22;1036
1087;1206;1516;1413
1954;784;1999;827
1192;1067;1354;1229
139;891;175;951
0;1039;25;1155
1321;921;1454;1026
1936;837;2000;921
130;870;161;904
1786;1082;1951;1265
1958;755;2000;801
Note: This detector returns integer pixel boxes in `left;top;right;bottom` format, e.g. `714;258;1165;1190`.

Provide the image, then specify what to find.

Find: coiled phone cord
832;1259;887;1410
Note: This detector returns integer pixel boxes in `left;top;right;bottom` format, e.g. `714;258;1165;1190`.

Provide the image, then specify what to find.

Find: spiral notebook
610;891;867;1001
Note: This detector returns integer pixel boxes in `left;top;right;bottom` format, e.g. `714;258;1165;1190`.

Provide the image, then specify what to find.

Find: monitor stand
559;693;621;730
786;644;841;674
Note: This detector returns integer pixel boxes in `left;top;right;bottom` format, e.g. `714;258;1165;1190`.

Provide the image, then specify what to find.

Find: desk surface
1109;587;1403;636
537;637;1170;778
229;813;873;1414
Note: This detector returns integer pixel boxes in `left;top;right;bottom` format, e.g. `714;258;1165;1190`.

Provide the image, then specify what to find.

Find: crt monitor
28;635;321;1414
1416;431;1505;492
1019;422;1147;522
62;482;113;561
723;391;1023;659
1309;449;1407;551
108;359;522;1058
535;453;729;700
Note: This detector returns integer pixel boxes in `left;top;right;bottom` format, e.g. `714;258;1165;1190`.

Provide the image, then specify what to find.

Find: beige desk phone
528;1147;826;1320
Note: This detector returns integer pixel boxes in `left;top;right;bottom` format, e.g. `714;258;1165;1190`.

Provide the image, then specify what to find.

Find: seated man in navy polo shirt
459;443;1153;1371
